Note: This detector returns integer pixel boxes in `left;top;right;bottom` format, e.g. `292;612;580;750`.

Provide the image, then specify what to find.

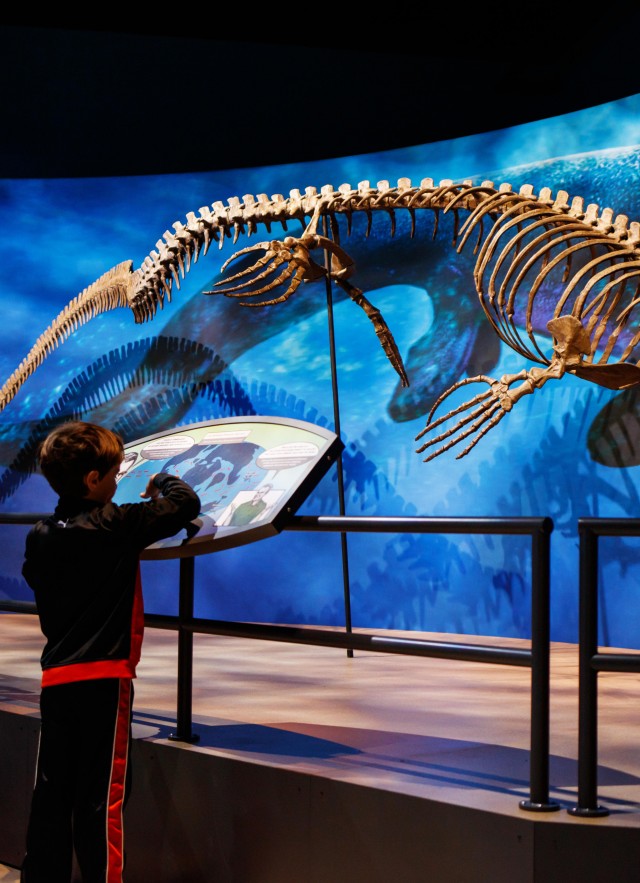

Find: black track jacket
22;473;201;687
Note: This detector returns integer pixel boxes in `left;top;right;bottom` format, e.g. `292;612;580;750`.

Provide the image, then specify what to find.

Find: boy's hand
140;474;161;500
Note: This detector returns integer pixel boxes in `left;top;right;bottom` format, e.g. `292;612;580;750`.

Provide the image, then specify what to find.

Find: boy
20;421;201;883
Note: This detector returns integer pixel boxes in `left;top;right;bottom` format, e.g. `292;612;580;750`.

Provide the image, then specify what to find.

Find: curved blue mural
2;94;640;647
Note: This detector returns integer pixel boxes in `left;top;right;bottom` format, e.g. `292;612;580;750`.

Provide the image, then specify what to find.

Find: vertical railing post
169;555;199;743
568;522;608;816
520;517;559;811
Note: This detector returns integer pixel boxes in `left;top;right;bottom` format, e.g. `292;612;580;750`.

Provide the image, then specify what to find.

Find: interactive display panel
113;417;343;559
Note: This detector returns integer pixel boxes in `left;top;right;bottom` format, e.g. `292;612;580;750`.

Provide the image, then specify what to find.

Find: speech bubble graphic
256;442;318;471
200;431;251;445
141;434;195;460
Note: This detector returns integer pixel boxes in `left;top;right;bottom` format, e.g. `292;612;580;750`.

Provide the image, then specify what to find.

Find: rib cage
130;179;640;370
3;176;640;420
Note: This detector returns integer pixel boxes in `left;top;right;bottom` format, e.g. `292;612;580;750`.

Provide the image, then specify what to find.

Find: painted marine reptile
2;176;640;462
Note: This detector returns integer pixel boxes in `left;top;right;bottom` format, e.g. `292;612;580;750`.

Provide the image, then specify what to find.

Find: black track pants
21;678;133;883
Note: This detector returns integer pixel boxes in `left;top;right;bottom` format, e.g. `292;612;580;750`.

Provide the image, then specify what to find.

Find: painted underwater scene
2;94;640;647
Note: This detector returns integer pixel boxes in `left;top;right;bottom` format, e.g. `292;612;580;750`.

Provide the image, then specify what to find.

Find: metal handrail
568;517;640;817
0;510;558;812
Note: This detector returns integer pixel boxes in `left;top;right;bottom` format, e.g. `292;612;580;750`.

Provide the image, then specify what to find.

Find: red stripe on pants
107;679;132;882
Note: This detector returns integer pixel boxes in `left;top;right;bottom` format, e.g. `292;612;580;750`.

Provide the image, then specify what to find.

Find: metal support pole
169;555;200;743
322;231;353;657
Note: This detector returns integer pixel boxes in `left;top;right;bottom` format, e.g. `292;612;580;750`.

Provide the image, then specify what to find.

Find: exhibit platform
1;613;639;882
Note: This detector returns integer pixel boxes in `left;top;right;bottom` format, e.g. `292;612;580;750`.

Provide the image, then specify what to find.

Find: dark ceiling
3;20;640;178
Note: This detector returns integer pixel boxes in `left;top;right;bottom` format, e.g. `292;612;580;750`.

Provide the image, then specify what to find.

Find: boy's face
84;460;122;504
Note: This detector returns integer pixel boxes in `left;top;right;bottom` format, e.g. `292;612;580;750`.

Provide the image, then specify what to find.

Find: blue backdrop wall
2;92;640;647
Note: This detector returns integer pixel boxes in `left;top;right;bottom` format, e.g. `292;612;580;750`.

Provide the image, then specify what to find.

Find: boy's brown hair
38;421;124;497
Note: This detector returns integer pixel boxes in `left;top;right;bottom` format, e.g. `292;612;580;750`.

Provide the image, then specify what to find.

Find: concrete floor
2;613;640;881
